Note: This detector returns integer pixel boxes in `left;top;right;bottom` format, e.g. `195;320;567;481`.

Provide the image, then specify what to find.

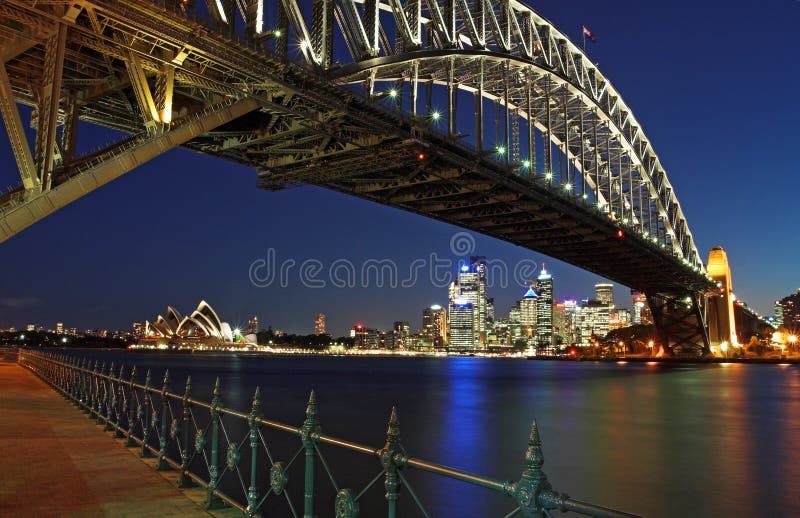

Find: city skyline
1;1;798;336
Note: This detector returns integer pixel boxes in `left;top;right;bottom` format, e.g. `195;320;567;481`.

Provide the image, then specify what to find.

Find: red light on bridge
616;229;624;239
417;152;426;160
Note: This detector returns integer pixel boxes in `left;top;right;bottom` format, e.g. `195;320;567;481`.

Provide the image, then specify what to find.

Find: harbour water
65;350;800;517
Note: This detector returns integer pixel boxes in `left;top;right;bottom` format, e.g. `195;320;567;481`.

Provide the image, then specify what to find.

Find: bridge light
496;146;506;155
388;88;398;98
274;29;282;37
417;152;426;160
582;193;588;199
615;229;624;239
299;40;309;50
545;172;552;181
430;110;441;121
522;159;531;168
564;182;572;191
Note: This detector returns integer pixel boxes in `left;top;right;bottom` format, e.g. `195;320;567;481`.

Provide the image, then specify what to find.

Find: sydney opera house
138;301;255;349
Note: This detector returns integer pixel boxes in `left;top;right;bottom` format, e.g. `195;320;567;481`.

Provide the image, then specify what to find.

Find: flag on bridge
582;25;597;43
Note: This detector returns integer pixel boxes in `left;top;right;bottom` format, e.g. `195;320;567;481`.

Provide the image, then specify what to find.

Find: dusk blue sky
1;0;798;335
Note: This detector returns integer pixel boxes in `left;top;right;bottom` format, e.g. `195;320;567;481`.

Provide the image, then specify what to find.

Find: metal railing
19;350;640;518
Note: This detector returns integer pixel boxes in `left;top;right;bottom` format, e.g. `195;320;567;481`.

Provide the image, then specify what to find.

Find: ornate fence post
381;407;403;518
141;369;153;457
79;358;88;409
126;366;138;447
205;377;224;510
103;362;115;429
157;370;171;470
178;376;194;488
90;361;100;418
513;420;560;518
301;390;319;518
246;387;262;516
115;365;126;437
96;362;108;424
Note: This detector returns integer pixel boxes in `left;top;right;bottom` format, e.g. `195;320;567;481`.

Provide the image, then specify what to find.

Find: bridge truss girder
0;0;720;355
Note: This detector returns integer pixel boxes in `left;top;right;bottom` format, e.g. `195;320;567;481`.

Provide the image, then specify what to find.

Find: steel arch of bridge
0;0;716;354
276;0;704;271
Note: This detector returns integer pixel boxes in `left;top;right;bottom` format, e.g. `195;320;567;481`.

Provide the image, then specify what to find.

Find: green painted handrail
18;350;641;518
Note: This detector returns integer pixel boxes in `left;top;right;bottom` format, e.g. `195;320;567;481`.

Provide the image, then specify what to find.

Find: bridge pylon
706;246;738;353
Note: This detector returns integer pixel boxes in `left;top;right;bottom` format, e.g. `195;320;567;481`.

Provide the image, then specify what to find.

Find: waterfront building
470;256;488;338
56;322;64;334
774;301;784;327
392;321;410;349
535;265;554;348
575;299;612;344
247;316;259;335
610;309;631;330
422;305;447;347
518;285;538;344
508;303;522;343
132;322;144;337
314;313;326;335
449;299;475;350
778;290;800;331
141;301;246;348
26;324;35;332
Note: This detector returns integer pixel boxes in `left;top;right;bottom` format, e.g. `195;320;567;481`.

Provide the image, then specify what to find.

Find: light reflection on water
67;350;800;517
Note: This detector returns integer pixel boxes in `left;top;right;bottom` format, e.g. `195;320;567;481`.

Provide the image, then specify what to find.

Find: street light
720;340;728;359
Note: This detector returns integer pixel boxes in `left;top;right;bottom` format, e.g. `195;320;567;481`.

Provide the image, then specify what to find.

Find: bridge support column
0;62;37;193
647;291;711;357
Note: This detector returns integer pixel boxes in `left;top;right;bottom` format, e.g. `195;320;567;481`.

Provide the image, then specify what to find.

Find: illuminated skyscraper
470;256;488;338
778;290;800;331
392;321;410;349
518;285;538;342
422;305;447;347
314;313;326;335
247;316;259;335
774;301;784;327
535;265;553;348
595;284;614;305
56;322;64;334
448;299;475;349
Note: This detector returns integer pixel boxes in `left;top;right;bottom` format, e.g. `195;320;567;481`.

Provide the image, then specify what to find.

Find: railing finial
251;386;262;417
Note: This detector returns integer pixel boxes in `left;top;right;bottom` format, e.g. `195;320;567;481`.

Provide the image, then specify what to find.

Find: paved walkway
0;362;211;517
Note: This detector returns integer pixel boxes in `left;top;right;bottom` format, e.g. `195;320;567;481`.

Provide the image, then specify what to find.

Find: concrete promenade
0;361;211;517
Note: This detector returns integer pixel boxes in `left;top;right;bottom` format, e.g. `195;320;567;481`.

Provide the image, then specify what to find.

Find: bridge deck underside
190;112;706;294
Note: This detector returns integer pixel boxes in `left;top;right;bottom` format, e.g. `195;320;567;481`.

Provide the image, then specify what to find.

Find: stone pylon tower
707;246;738;349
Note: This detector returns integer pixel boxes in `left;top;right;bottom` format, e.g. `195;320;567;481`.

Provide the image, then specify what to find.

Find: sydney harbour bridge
0;0;752;355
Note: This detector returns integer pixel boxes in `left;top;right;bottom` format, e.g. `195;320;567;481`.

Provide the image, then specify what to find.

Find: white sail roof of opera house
145;300;235;342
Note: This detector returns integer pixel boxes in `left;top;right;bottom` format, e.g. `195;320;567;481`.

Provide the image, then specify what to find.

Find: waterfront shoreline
39;346;800;365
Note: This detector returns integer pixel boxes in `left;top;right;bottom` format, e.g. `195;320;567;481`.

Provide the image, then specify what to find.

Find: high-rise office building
595;284;614;305
575;300;612;344
778;290;800;331
56;322;64;334
518;285;538;341
449;300;475;349
314;313;326;335
535;265;553;348
247;316;259;335
392;321;410;349
631;292;653;325
422;305;447;347
470;256;488;338
774;301;784;327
